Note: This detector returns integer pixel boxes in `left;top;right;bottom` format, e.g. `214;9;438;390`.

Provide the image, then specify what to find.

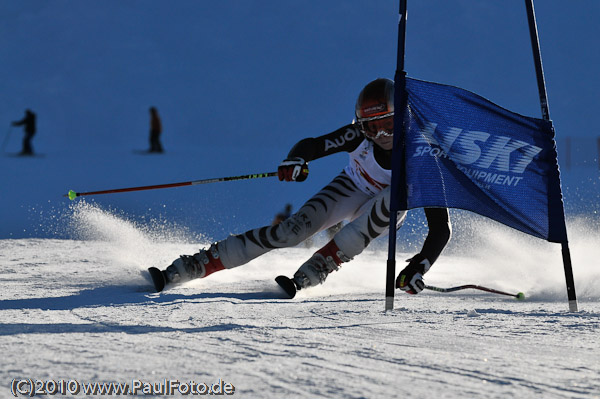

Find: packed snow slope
0;205;599;398
1;147;598;398
1;2;599;398
1;147;599;398
1;1;598;241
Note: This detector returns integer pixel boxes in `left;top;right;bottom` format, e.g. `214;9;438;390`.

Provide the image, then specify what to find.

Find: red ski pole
66;172;277;200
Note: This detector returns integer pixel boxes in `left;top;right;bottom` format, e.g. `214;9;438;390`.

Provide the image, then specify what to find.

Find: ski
149;268;300;298
275;275;298;299
148;267;167;292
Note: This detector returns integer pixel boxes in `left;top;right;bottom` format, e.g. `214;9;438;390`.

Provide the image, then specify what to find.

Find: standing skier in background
12;109;36;156
148;107;163;153
157;78;451;295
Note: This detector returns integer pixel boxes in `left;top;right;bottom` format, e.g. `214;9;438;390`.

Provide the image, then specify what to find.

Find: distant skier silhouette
11;109;36;156
148;107;163;153
272;203;292;225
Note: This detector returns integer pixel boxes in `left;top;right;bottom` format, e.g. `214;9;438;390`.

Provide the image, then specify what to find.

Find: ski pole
1;126;12;153
424;284;525;300
66;171;278;200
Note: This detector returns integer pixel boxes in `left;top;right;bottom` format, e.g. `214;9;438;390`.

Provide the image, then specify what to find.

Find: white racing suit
219;170;403;268
213;125;450;284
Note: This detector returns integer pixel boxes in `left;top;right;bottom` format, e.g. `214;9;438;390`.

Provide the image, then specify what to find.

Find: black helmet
355;78;394;120
355;78;394;139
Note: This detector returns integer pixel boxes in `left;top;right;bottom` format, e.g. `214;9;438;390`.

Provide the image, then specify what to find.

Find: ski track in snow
0;205;599;398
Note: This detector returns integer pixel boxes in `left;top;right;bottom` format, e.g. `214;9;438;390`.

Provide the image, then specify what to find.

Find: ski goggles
357;113;394;139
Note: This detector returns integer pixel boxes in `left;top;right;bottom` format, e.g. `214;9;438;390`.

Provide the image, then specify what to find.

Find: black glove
278;157;309;182
396;253;431;295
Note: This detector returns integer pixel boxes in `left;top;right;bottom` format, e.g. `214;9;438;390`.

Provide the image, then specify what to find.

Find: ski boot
276;240;352;298
148;243;225;292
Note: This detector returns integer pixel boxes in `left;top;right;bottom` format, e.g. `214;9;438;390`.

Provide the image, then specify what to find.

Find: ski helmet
355;78;394;139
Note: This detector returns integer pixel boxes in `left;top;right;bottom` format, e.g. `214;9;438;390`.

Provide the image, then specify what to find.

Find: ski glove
278;157;309;182
396;253;431;295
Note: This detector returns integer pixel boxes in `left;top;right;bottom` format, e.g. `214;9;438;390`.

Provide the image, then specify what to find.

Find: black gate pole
524;0;578;312
386;0;409;311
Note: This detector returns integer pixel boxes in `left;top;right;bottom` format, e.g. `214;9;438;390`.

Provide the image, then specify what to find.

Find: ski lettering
324;128;359;151
413;122;542;174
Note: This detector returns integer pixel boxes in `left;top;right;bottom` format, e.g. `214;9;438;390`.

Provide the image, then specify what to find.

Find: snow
1;152;599;398
1;2;600;398
1;183;599;397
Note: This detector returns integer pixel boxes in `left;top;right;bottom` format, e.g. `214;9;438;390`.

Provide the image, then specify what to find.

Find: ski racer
159;78;452;295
